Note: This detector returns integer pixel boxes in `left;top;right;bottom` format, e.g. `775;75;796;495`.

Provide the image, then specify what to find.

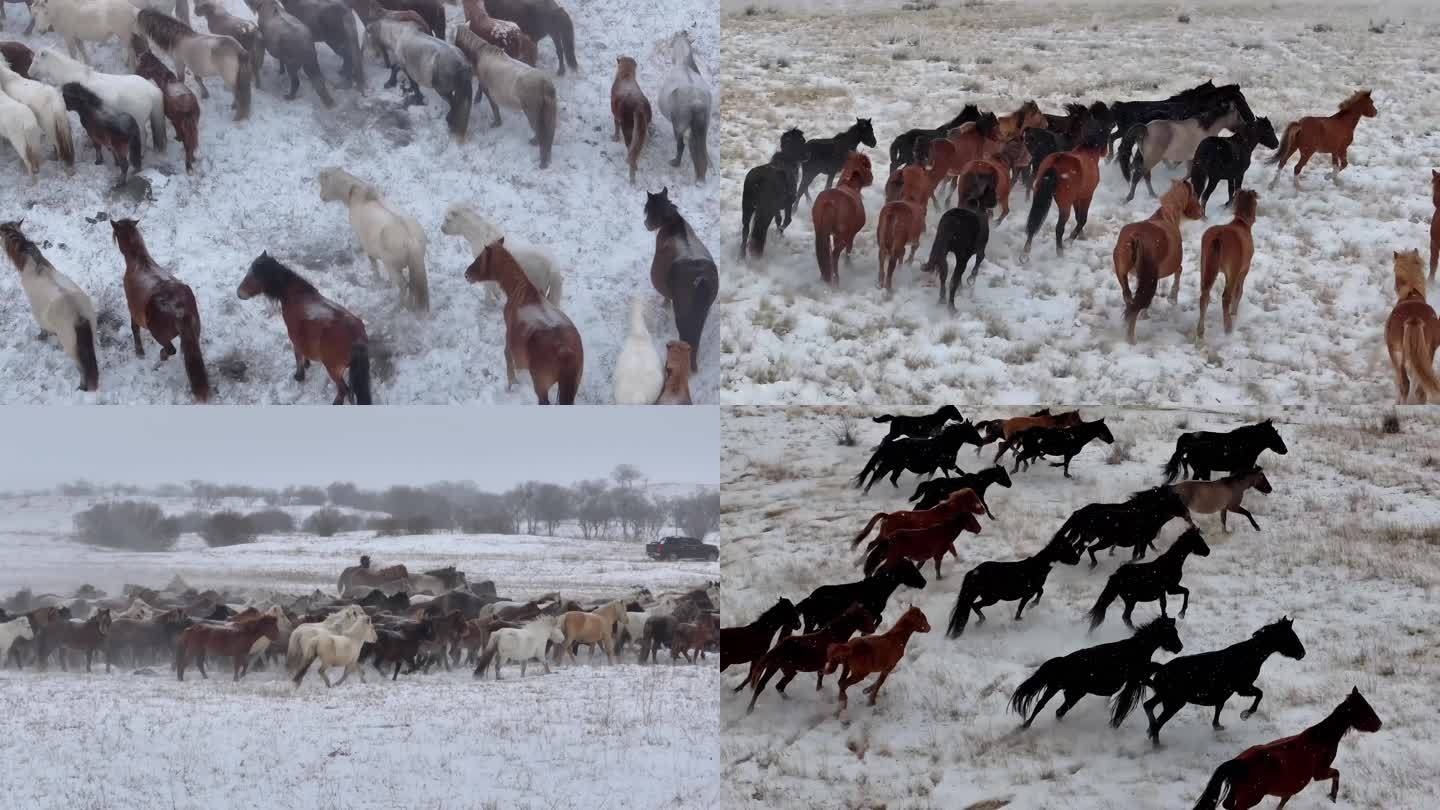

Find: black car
646;536;718;561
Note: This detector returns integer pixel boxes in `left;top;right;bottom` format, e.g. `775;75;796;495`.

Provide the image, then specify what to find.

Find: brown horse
465;238;583;404
995;100;1046;141
1269;90;1377;189
1023;125;1107;258
854;489;985;579
850;489;985;554
237;252;371;404
671;614;717;663
927;114;1001;209
609;55;649;184
556;610;614;664
465;0;536;66
956;147;1017;223
176;614;280;681
824;605;930;717
743;603;878;711
1385;249;1440;403
987;409;1082;454
811;151;872;286
646;188;716;370
875;164;930;293
1193;688;1382;810
49;608;112;672
111;219;211;402
133;48;200;173
1171;467;1271;532
484;0;576;76
655;340;692;404
1113;179;1205;343
1430;170;1439;279
1196;189;1259;339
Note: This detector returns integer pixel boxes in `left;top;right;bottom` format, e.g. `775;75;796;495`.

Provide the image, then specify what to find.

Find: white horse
440;203;562;305
0;221;99;391
113;597;165;620
0;616;34;664
0;55;74;170
285;603;365;672
28;48;167;151
612;296;662;404
472;614;563;679
0;88;41;178
290;616;376;687
656;30;710;184
1122;102;1245;201
30;0;140;68
318;166;430;314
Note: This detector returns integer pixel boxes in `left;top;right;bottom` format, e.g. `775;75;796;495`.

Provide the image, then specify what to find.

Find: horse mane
1195;102;1231;129
0;221;48;273
1338;90;1372;112
138;9;197;51
248;254;318;300
1132;616;1173;638
1232;189;1258;222
974;112;998;138
1063;102;1088;119
60;81;104;112
1394;249;1426;301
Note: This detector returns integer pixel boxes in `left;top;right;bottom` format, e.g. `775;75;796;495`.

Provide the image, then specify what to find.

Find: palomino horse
647;188;716;370
824;605;930;718
655;340;692;404
28;48;167;152
465;238;583;403
337;557;408;593
135;9;251;120
364;18;472;142
1172;467;1271;532
441;203;562;304
452;30;556;168
0;220;99;391
281;0;365;91
0;52;72;170
799;118;876;201
1120;102;1243;202
1193;688;1382;810
463;0;535;65
319;167;430;313
610;55;649;183
657;30;710;183
251;0;334;106
875;164;930;294
1269;90;1377;189
1113;179;1205;343
811;151;873;286
484;0;575;76
612;296;662;404
556;610;614;664
849;489;986;573
192;3;260;91
1188;118;1278;215
473;614;564;678
291;616;377;687
176;613;279;681
237;253;372;404
1196;189;1259;338
1023;121;1106;258
1086;527;1211;629
61;82;142;184
111;219;210;402
28;0;137;67
946;538;1081;637
1384;248;1440;403
133;48;200;173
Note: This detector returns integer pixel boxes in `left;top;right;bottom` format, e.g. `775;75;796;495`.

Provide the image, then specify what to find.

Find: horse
483;0;574;75
794;559;926;634
30;49;166;152
1114;178;1205;342
1112;617;1306;743
0;53;72;170
852;421;986;494
133;49;198;172
987;409;1084;460
281;0;364;91
452;30;555;168
670;615;717;664
0;615;34;667
61;81;143;184
364;19;472;142
110;219;210;401
1192;688;1382;810
1269;90;1377;189
923;180;993;310
872;404;962;443
875;164;931;293
290;616;377;687
251;0;334;106
176;613;278;680
1172;467;1271;533
409;566;467;595
46;608;112;672
1196;189;1259;339
1120;103;1243;202
463;0;534;66
0;220;99;391
472;614;564;678
926;114;1002;209
1087;527;1211;630
889;104;978;168
953;141;1017;222
741;604;877;711
318;167;430;313
555;610;615;664
798;118;875;200
1011;616;1182;730
811;151;872;286
0;81;42;179
1023;121;1107;257
850;489;986;577
1163;419;1288;482
609;55;648;183
1189;118;1277;215
655;340;692;404
135;9;250;120
656;30;710;183
441;203;562;305
28;0;138;68
612;296;662;404
740;128;805;257
946;538;1080;638
909;465;1011;517
191;3;259;90
1432;171;1440;279
720;598;798;672
1108;82;1254;157
1;41;33;77
366;619;433;679
646;188;716;370
824;605;929;718
237;252;371;404
637;613;675;663
1385;248;1440;403
1008;417;1115;477
1053;485;1193;566
104;610;190;669
337;557;408;593
26;605;72;668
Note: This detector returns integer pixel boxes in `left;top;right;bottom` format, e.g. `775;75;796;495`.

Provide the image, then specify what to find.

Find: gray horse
656;30;710;184
365;18;472;141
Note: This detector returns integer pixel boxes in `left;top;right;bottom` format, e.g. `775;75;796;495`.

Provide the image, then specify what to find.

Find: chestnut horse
1268;90;1377;189
875;163;930;293
1113;179;1204;343
1023;122;1107;258
823;605;930;718
811;151;873;286
610;55;650;183
1385;249;1440;403
850;489;986;578
463;0;536;65
176;613;279;681
111;219;211;402
655;340;692;404
858;502;984;579
237;252;371;404
134;49;200;173
1430;170;1439;279
955;139;1022;222
927;113;1001;210
465;238;583;404
1196;189;1259;339
1193;688;1382;810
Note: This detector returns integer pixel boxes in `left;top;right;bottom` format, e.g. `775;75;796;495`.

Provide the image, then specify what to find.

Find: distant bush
246;509;296;534
367;514;437;537
458;512;515;535
176;510;210;534
73;502;181;552
201;512;257;547
303;508;359;537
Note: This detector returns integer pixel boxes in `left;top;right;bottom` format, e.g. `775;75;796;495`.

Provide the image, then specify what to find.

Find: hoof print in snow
84;212;109;225
109;176;153;205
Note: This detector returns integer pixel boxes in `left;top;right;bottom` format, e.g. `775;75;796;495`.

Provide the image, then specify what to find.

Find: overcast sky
0;407;717;489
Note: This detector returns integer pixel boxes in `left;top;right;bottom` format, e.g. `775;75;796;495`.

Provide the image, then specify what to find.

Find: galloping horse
290;615;377;687
926;113;1001;209
720;598;799;672
1120;102;1243;202
794;559;926;634
111;219;210;402
1188;118;1277;215
824;605;929;718
1024;121;1107;257
924;176;993;310
0;220;98;391
1086;527;1211;629
176;613;278;681
472;614;564;678
875;164;930;293
850;489;986;579
811;151;872;286
1269;90;1377;189
1163;419;1288;482
798;118;875;200
742;604;877;711
740;128;805;257
646;188;716;370
889;104;978;168
1172;467;1272;532
1113;178;1204;343
1196;189;1259;339
1384;248;1440;402
48;608;112;671
555;610;615;664
946;538;1080;637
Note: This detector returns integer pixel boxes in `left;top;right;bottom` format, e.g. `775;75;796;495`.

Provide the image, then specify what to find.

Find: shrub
73;502;181;552
201;512;257;547
303;507;357;537
246;509;296;534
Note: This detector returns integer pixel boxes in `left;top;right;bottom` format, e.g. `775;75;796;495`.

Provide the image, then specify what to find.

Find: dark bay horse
924;179;993;309
1053;485;1193;566
1009;418;1115;477
1163;419;1288;482
49;608;112;672
742;604;877;711
798;118;876;200
646;188;716;370
1189;118;1277;215
794;559;925;633
1086;527;1211;629
133;49;200;173
889;104;978;167
946;538;1080;637
111;219;210;402
909;465;1012;517
853;420;986;493
739;127;805;257
872;404;962;443
484;0;576;75
61;82;142;185
720;598;799;672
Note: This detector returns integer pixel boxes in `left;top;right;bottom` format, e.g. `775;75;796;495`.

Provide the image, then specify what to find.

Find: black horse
909;465;1012;516
794;559;926;633
739;128;807;258
946;538;1081;638
1188;117;1279;215
1086;527;1211;629
924;178;993;309
871;404;963;443
798;118;876;200
741;604;878;711
1163;419;1288;482
1111;617;1306;742
1009;418;1115;477
853;421;986;493
1054;485;1193;566
365;620;435;680
1107;81;1254;156
719;597;800;672
61;82;143;186
888;104;979;167
1010;616;1182;729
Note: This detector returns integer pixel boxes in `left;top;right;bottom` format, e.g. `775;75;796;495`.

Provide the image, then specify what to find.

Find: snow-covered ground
0;495;720;809
720;0;1440;405
721;405;1440;808
0;0;719;404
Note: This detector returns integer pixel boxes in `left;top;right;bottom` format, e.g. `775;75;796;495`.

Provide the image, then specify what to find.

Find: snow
719;1;1440;406
0;0;718;404
721;404;1440;809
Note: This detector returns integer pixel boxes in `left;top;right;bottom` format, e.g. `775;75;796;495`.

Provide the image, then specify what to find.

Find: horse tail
406;239;430;314
555;6;577;70
1118;124;1145;182
1086;576;1121;631
127;117;144;170
51;110;75;168
1009;658;1058;719
178;299;210;402
1051;510;1080;548
946;569;979;638
1124;236;1157;341
1109;670;1150;728
292;650;315;686
446;80;472;143
234;51;252;120
472;635;499;677
626;97;648;180
74;318;99;392
1266;122;1298;166
556;344;581;405
813;206;834;282
1193;758;1245;810
538;82;557;170
349;342;372;405
850;448;881;490
304;56;335;108
822;642;850;674
849;512;888;550
285;628;304;675
1026;166;1057;245
1163;435;1191;483
1404;317;1440;400
341;11;365;92
689;105;709;182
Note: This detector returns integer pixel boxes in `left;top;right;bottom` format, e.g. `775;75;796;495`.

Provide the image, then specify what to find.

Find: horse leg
292;346;308;382
1291;149;1314;189
1069;198;1090;241
1054;205;1070;256
863;667;892;705
1013;594;1031;620
1319;767;1340;802
1144;166;1158;198
1232;505;1260;531
319;666;333;688
1149;697;1184;742
1169;584;1190;617
1120;598;1136;627
1022;684;1060;728
1220;510;1229;532
1170;262;1183;304
669;121;685;168
1053;690;1084;720
196;654;208;679
1212;696;1230;729
287;68;301;101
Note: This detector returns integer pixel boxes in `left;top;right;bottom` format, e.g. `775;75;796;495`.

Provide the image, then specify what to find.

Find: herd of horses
0;557;721;685
723;406;1384;809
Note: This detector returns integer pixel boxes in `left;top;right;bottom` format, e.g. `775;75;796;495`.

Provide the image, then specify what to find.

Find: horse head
1343;687;1383;733
1177;527;1210;557
1258;419;1288;455
1248;467;1273;494
643;187;675;231
1138;616;1183;654
1257;616;1305;660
